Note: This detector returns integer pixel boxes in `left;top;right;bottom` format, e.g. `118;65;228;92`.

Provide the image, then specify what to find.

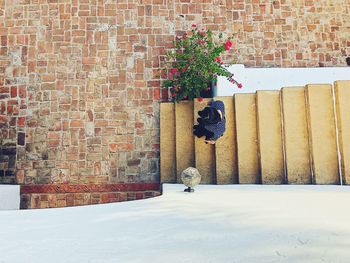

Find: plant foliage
162;24;242;102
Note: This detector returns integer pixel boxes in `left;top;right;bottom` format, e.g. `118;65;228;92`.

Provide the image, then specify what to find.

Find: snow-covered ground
1;184;350;263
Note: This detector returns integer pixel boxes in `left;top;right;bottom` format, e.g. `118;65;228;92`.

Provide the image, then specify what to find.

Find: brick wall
232;0;350;67
0;0;349;207
20;183;161;208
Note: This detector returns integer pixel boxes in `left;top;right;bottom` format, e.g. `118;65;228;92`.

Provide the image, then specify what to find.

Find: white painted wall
216;64;350;96
0;185;20;210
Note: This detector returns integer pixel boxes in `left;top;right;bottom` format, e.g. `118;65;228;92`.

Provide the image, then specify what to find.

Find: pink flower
225;40;233;51
215;57;221;63
181;68;187;73
237;83;243;89
192;24;197;28
198;97;203;102
182;33;187;39
200;32;205;37
172;68;180;76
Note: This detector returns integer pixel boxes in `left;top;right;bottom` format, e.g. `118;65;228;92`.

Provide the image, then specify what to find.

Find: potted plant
162;24;242;102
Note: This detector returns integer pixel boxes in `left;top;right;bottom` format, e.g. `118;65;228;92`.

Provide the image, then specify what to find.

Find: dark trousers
193;124;214;140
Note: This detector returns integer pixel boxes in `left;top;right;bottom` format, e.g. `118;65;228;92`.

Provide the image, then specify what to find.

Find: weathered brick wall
232;0;350;67
0;0;349;207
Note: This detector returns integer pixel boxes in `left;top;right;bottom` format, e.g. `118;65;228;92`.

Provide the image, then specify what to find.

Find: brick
127;159;141;166
18;86;26;98
70;120;84;128
10;87;17;97
17;132;25;146
17;117;25;126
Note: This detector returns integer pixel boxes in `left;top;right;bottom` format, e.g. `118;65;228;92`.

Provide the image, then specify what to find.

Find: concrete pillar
214;97;238;184
306;84;339;184
281;87;311;184
334;80;350;184
175;101;195;183
160;103;176;183
194;98;215;184
256;90;284;184
234;93;260;184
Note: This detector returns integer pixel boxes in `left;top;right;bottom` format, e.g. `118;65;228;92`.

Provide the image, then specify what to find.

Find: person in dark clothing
193;100;226;144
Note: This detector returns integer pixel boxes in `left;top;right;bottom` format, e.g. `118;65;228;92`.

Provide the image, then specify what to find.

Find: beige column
334;80;350;184
281;87;311;184
214;97;238;184
175;101;195;183
256;90;284;184
194;98;215;184
160;103;176;183
306;84;339;184
234;93;260;184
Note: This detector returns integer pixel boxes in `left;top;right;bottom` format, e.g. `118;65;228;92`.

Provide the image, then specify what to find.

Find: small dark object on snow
184;187;195;192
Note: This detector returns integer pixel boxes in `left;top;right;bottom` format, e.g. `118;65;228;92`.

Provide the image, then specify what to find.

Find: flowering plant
162;24;242;102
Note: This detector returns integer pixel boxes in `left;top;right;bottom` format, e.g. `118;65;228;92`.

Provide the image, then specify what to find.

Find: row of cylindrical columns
160;80;350;185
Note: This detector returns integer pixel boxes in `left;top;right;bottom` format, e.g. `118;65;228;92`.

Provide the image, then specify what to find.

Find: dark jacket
202;100;226;141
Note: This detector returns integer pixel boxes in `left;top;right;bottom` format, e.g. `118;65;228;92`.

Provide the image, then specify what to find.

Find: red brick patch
20;183;161;209
20;183;160;194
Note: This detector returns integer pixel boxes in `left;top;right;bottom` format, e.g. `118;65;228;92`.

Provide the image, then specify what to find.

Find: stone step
215;96;238;184
193;98;215;184
160;81;350;186
234;93;260;184
175;101;195;183
334;80;350;184
281;87;312;184
160;103;176;183
306;84;339;184
256;90;284;184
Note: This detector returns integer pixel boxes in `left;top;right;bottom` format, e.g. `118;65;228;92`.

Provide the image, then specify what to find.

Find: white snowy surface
1;184;350;263
216;64;350;96
0;185;20;210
